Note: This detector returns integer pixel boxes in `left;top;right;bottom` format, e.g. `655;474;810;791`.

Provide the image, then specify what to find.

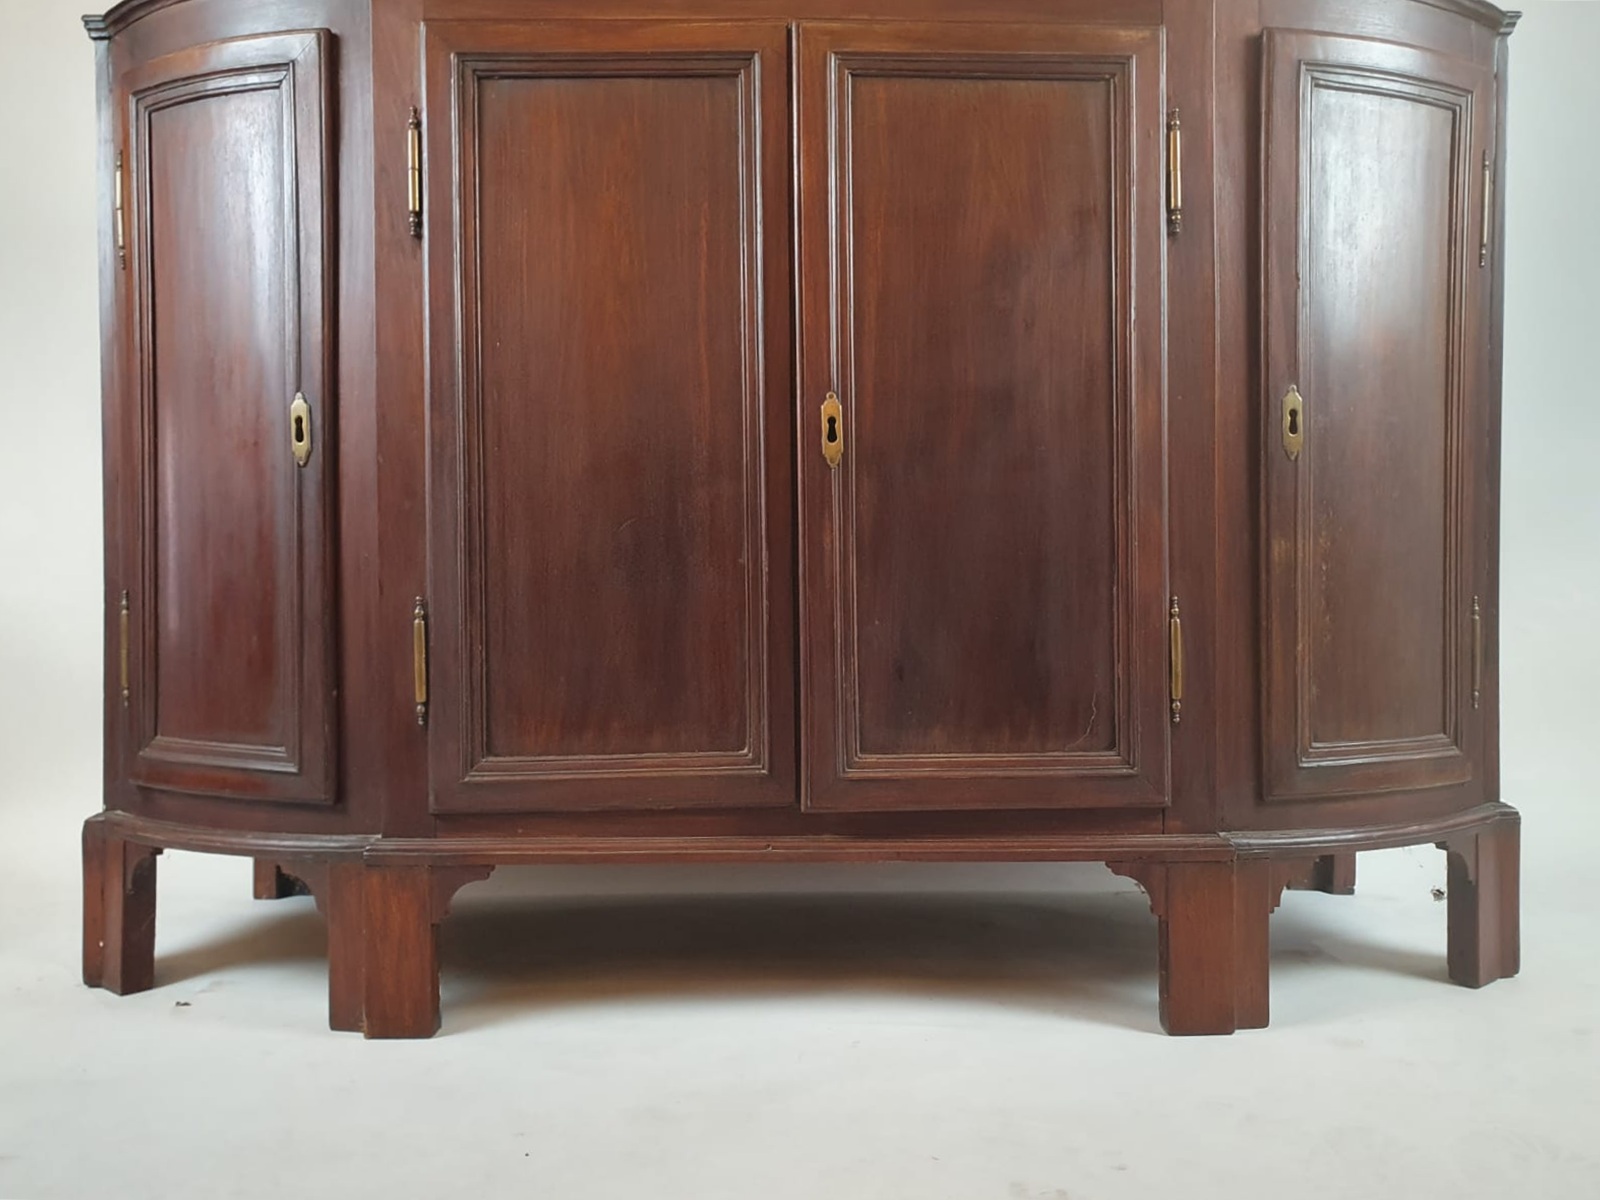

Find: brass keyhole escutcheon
820;392;843;468
290;392;313;467
1281;384;1304;462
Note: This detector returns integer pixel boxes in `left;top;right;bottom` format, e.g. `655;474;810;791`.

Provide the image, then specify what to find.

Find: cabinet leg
82;816;159;996
83;818;108;987
324;863;367;1033
253;859;310;900
360;865;441;1039
1233;858;1274;1030
1444;820;1520;988
1284;853;1357;895
1158;861;1241;1036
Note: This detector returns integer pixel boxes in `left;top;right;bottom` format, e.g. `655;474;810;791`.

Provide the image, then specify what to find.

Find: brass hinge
1168;595;1184;724
1471;595;1483;708
412;597;429;726
113;152;127;269
1166;108;1183;236
1479;150;1493;268
407;107;422;238
118;590;131;707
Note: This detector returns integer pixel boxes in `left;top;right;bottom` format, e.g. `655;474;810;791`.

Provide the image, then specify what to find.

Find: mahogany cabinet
80;0;1522;1037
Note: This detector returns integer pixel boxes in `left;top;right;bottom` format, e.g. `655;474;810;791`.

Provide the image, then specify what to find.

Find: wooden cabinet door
1261;30;1495;802
797;23;1170;812
423;21;795;814
119;31;337;805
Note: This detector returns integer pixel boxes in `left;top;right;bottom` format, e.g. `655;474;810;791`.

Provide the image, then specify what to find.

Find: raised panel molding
122;30;337;805
1295;64;1470;769
422;21;796;813
836;54;1135;780
1261;30;1491;802
798;23;1169;812
457;51;767;785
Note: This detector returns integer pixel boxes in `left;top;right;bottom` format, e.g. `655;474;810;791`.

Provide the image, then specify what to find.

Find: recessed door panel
122;31;337;804
423;21;795;813
1261;30;1493;801
798;22;1169;811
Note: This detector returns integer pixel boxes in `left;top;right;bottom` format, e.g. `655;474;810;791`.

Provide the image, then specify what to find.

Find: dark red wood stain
80;0;1523;1037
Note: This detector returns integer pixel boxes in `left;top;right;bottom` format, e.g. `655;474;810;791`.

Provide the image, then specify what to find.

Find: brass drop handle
821;391;843;468
1281;384;1304;461
290;392;313;467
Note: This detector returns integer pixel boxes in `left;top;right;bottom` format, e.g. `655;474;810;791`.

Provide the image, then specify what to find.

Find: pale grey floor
0;806;1597;1199
2;1;1599;1197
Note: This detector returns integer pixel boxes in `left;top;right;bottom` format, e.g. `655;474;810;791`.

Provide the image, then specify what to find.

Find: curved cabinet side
1213;0;1512;831
112;28;339;805
1259;28;1496;804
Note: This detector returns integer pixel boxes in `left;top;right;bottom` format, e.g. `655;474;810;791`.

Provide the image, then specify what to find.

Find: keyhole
1287;408;1299;436
826;415;838;444
294;414;306;444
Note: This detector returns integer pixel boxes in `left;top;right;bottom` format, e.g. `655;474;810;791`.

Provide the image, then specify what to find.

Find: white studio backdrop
1;7;1598;1200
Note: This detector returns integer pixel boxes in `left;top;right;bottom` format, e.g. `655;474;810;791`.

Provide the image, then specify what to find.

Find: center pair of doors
421;19;1170;815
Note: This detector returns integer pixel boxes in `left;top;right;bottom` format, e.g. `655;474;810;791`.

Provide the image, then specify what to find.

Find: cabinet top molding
80;0;1521;41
